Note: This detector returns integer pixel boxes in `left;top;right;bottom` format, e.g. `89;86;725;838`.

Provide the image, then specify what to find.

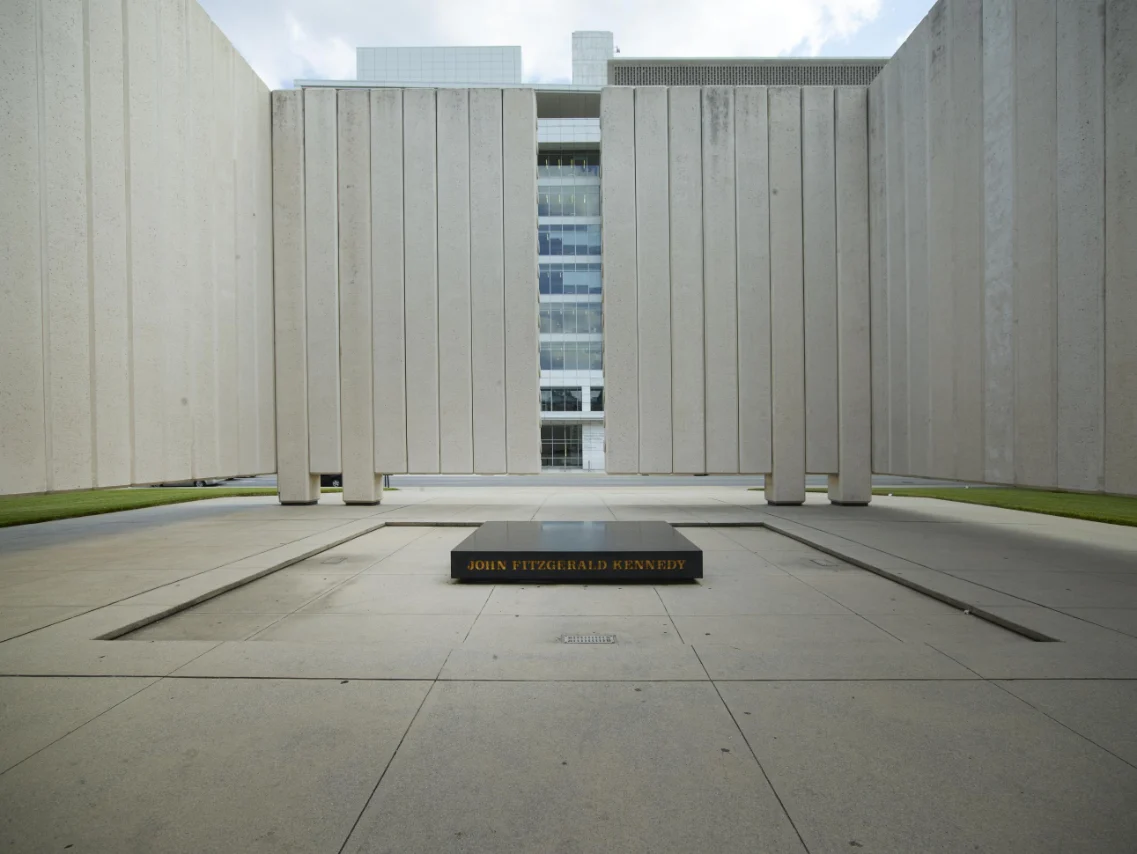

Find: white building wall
572;32;614;86
0;0;274;496
356;46;521;85
870;0;1137;496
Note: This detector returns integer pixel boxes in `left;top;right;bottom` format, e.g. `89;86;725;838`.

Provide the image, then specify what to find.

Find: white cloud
199;0;883;89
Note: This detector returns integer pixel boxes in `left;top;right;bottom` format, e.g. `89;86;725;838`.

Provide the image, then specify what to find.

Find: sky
198;0;934;91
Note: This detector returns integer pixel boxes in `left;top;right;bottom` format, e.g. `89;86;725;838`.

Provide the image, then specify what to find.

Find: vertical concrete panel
702;87;739;474
950;0;986;483
830;88;873;505
235;64;259;475
253;74;276;474
502;88;539;473
187;2;217;481
734;86;772;474
1013;0;1058;488
403;88;440;472
338;90;382;503
212;27;238;477
42;0;93;490
271;90;318;503
884;57;909;475
601;87;638;474
370;88;408;474
667;87;705;473
303;87;341;473
868;73;890;474
801;87;839;474
983;0;1016;484
925;1;956;480
634;88;672;473
159;0;192;480
766;87;806;504
1056;0;1106;492
436;89;474;473
125;0;163;483
87;0;131;487
0;0;48;494
902;31;931;477
1105;0;1137;495
469;88;507;474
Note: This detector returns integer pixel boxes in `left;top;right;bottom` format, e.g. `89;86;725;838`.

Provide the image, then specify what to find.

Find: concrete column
469;89;507;474
253;75;276;475
902;28;930;477
926;2;957;480
884;56;909;476
802;87;838;475
735;86;772;475
437;88;474;473
212;27;238;478
0;0;48;494
403;88;440;472
88;0;132;488
829;88;872;506
337;90;382;504
702;87;739;474
868;72;890;475
601;87;638;474
370;89;408;474
1013;0;1058;488
950;0;986;483
982;0;1016;485
668;86;705;474
1105;0;1137;495
237;64;260;476
502;88;540;473
272;90;319;504
766;87;806;505
634;87;672;473
1055;0;1106;492
303;87;342;475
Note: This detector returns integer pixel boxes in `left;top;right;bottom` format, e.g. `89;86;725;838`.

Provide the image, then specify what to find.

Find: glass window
540;341;603;371
590;387;604;412
538;303;602;334
540;387;583;412
541;423;583;468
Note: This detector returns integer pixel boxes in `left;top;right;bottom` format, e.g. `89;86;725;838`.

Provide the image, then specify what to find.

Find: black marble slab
451;521;702;582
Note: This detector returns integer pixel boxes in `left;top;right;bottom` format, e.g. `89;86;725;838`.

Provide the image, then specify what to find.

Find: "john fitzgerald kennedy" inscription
465;558;690;572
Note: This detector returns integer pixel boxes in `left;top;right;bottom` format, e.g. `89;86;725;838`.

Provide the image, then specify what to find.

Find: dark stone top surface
454;521;700;554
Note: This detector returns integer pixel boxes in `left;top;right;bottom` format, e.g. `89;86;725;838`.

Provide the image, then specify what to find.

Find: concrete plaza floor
2;487;1137;852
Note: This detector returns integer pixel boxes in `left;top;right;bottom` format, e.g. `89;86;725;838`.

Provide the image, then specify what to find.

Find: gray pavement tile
940;570;1137;609
250;613;476;645
0;639;221;677
0;678;429;853
481;584;668;617
191;573;348;614
462;614;683;650
861;613;1030;645
0;570;196;607
1063;608;1137;638
927;637;1137;679
0;606;89;641
343;681;805;853
672;614;898;645
440;645;709;681
717;527;818;553
996;680;1137;767
697;549;789;575
299;574;493;615
172;640;451;679
126;612;284;641
695;639;977;680
792;574;959;616
657;576;853;616
675;527;751;550
357;549;451;574
0;676;157;774
973;606;1132;643
717;680;1137;854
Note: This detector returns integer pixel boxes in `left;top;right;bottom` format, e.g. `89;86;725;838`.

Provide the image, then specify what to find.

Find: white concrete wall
0;0;274;496
271;88;541;482
870;0;1137;496
602;86;872;504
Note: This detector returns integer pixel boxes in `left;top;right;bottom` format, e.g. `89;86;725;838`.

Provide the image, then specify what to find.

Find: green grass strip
0;486;395;528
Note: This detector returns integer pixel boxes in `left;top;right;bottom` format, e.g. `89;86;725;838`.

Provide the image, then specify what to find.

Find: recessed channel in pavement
121;526;1027;647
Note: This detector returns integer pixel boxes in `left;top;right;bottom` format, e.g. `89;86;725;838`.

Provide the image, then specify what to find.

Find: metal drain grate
560;634;617;644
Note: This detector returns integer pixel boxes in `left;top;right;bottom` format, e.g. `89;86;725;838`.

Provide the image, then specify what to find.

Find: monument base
451;521;702;582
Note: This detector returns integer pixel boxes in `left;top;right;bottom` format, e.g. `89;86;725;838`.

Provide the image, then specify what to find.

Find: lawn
0;486;393;528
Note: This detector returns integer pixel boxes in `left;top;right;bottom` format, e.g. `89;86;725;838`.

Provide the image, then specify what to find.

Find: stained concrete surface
1;487;1136;852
